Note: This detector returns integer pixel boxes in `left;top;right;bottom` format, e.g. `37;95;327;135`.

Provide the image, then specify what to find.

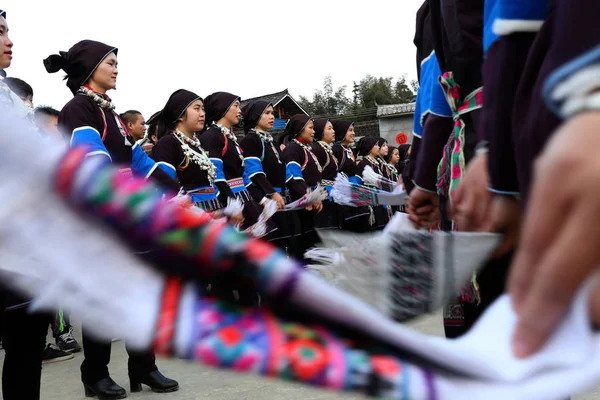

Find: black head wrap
241;100;271;134
44;40;118;95
332;120;354;142
377;137;388;147
313;118;330;141
204;91;240;125
279;114;312;144
398;144;412;162
154;89;202;140
357;136;379;157
157;89;202;124
146;110;162;126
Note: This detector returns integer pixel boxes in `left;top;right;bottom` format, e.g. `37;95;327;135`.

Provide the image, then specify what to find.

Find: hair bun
43;53;66;73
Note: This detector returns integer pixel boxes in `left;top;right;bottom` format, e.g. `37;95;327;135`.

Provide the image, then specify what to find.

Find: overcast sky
4;0;423;117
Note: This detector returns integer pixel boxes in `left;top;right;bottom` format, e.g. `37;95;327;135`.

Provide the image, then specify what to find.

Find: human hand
271;192;286;210
407;188;440;228
451;152;493;232
507;112;600;358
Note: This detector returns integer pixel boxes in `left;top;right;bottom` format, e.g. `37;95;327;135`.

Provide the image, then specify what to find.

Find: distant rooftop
376;103;416;118
241;89;308;117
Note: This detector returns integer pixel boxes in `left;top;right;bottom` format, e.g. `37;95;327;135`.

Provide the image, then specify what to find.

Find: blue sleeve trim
484;0;548;53
349;175;361;185
130;143;159;178
209;157;226;182
286;162;304;181
285;165;294;183
414;52;452;138
156;161;177;180
543;44;600;116
413;88;424;137
71;127;111;161
244;157;265;179
488;187;520;196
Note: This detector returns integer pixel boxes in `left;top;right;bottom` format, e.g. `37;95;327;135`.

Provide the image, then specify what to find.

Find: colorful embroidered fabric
435;72;483;202
331;174;407;209
54;147;444;398
171;286;436;398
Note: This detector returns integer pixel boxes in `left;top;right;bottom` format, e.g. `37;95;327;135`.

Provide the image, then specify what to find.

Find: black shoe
42;343;74;364
129;370;179;393
83;377;127;399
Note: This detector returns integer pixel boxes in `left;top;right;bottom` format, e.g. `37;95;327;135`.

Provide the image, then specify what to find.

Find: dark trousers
80;325;157;384
1;306;51;400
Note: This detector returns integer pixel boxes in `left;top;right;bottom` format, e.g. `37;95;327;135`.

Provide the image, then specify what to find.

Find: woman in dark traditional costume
200;92;274;235
44;39;178;399
385;146;401;183
151;89;236;216
376;138;396;200
332;120;370;232
376;138;391;179
384;145;403;214
311;119;342;230
240;100;300;250
281;114;323;259
396;143;412;176
356;136;389;229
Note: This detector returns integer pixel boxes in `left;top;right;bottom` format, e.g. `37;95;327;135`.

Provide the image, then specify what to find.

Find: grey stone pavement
0;312;598;400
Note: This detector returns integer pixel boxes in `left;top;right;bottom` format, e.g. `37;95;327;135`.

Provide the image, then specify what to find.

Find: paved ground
0;312;597;399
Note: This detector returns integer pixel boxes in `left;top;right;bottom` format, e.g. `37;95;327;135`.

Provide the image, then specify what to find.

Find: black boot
83;377;127;399
129;370;179;393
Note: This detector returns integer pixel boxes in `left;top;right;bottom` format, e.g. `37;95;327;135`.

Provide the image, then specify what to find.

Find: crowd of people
0;8;415;400
2;0;600;398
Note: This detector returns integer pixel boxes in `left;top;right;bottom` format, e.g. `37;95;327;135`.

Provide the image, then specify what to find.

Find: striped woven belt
321;179;335;187
188;187;216;195
227;177;245;190
117;167;133;179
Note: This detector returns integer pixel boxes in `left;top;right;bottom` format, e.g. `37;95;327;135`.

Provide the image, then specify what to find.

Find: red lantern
395;133;408;145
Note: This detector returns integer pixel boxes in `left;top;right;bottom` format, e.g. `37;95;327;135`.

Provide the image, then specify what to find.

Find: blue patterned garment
412;51;452;139
484;0;550;53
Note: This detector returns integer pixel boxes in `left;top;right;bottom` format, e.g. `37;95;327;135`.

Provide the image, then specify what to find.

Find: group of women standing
150;90;411;259
38;37;411;400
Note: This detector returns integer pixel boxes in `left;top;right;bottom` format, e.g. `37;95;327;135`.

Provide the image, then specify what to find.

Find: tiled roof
240;89;308;117
241;89;290;107
376;102;416;118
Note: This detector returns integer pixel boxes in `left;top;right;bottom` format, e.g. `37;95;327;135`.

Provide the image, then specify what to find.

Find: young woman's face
256;106;275;131
344;125;356;143
390;148;400;165
379;142;389;157
322;121;335;143
180;99;205;133
298;120;315;143
369;143;381;157
89;52;118;92
0;17;13;69
224;100;242;126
